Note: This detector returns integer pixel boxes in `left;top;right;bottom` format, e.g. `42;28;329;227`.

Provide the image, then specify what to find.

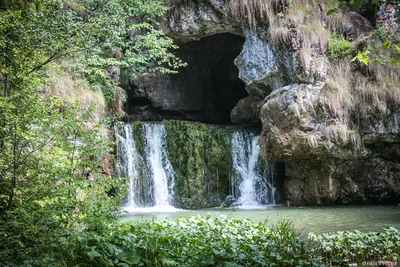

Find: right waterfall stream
231;131;275;208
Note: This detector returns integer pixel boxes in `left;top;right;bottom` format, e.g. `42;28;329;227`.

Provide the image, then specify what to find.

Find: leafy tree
0;0;183;212
0;0;184;264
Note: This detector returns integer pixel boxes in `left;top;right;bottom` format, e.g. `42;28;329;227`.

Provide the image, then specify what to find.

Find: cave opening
124;33;248;124
208;50;247;124
197;34;247;124
273;161;286;204
162;32;247;124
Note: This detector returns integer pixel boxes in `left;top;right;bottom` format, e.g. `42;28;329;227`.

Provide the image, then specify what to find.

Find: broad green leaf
327;8;337;15
361;57;369;65
162;258;179;265
87;248;102;259
120;250;141;264
382;41;391;50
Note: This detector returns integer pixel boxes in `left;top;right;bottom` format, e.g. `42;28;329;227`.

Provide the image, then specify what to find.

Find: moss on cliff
132;121;145;156
129;122;154;206
164;120;234;209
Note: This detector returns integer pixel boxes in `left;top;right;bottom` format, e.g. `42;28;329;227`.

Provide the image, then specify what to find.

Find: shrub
375;26;389;42
2;214;400;266
309;227;400;263
328;33;355;61
118;216;321;266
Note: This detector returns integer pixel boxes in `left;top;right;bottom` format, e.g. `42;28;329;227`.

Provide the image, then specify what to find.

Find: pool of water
119;205;400;234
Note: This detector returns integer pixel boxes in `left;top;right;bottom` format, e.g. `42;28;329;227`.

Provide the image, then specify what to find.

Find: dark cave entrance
208;50;247;123
124;33;248;124
273;162;286;204
169;33;247;124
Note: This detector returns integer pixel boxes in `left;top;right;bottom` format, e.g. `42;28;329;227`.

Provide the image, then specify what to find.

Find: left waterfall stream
115;123;178;212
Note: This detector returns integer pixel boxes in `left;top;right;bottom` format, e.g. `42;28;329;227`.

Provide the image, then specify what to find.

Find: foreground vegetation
1;214;400;266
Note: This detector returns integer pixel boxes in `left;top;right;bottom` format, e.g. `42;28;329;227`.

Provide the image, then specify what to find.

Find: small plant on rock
329;33;355;61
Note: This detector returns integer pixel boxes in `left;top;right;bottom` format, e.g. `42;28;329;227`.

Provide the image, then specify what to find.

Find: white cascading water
116;122;275;211
143;123;175;208
115;123;176;212
231;132;275;208
114;124;140;208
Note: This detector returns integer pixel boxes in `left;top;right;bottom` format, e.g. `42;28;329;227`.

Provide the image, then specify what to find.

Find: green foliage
376;26;390;42
351;41;400;66
0;96;125;265
3;215;319;266
132;121;145;156
0;0;186;265
0;0;185;105
351;50;371;65
0;0;184;212
117;216;320;266
327;0;380;16
2;209;400;266
328;1;400;66
101;87;117;102
310;227;400;263
328;33;355;61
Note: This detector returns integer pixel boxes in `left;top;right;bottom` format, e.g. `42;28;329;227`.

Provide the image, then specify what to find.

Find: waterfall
115;123;176;211
115;121;277;211
231;132;275;208
143;123;175;208
114;124;141;208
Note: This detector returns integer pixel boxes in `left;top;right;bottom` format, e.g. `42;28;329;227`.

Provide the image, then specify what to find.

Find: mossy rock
164;120;234;208
125;120;265;209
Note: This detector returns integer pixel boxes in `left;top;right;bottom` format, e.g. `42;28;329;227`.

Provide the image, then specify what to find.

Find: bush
310;227;400;263
2;213;400;266
375;26;389;42
68;218;400;266
328;33;355;61
119;216;319;266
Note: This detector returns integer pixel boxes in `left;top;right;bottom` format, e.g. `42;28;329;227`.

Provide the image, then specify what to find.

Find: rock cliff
121;0;400;205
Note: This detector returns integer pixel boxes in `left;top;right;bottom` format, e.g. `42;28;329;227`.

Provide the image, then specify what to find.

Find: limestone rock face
165;1;242;42
342;12;374;40
123;0;326;124
235;29;287;97
231;95;263;124
260;83;400;205
119;0;400;206
283;157;400;206
261;83;324;160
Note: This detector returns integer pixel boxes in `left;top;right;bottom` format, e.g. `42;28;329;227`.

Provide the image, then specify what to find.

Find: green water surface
119;205;400;234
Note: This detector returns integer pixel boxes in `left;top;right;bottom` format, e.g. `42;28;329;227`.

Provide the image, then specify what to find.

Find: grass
320;62;352;122
300;22;330;70
45;61;106;122
316;36;400;149
166;0;199;21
